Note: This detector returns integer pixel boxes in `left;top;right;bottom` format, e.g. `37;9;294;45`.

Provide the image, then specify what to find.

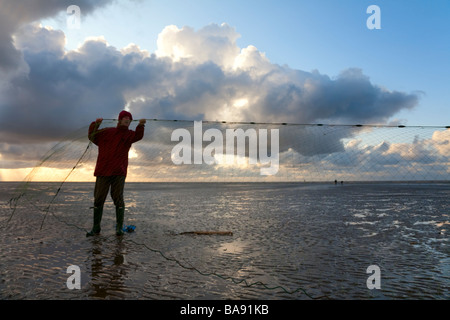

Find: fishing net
10;120;450;183
2;119;450;299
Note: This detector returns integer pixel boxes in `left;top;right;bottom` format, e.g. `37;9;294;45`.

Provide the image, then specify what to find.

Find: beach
0;182;448;299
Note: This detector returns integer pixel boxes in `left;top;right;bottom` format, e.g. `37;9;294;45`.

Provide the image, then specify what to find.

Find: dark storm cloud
0;0;113;71
245;67;419;125
0;24;170;143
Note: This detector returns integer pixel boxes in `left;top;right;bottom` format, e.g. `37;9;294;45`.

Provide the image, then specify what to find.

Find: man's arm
132;119;146;143
88;118;103;144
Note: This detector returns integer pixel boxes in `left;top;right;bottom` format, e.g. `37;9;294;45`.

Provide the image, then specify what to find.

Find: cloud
431;130;450;156
1;21;420;140
154;25;420;125
0;0;114;71
0;24;162;143
0;7;432;180
156;23;241;67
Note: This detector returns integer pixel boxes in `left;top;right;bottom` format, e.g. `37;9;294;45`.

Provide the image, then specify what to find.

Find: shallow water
0;182;449;299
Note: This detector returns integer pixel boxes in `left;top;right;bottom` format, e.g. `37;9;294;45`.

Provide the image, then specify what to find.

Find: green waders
116;206;125;236
86;206;125;237
86;206;103;237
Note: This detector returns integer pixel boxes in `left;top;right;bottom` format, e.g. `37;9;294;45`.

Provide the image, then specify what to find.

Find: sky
45;0;449;125
0;0;449;181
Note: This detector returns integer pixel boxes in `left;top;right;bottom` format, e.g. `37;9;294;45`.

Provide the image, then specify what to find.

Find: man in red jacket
86;110;146;236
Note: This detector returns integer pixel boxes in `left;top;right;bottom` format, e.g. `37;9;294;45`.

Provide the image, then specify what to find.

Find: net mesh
19;120;450;183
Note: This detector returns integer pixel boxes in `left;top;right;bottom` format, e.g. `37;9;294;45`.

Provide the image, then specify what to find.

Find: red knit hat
118;110;132;121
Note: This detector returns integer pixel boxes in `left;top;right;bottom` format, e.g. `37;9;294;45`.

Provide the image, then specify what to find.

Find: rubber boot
86;206;103;237
115;206;125;236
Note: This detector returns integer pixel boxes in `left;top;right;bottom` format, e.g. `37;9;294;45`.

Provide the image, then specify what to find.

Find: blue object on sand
123;225;136;233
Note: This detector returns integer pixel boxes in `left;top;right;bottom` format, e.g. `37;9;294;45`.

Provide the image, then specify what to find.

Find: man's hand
139;119;146;125
95;118;103;124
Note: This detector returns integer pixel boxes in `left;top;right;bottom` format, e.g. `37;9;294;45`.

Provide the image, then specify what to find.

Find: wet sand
0;182;449;299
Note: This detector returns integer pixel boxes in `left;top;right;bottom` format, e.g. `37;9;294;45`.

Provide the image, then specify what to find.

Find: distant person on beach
86;110;146;236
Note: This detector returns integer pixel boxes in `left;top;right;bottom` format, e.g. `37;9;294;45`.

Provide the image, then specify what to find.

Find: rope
38;141;92;230
104;118;450;129
38;206;325;299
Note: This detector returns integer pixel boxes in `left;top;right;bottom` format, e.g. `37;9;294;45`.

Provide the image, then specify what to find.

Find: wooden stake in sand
179;231;233;236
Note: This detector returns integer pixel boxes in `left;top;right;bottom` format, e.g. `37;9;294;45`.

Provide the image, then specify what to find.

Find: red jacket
88;122;145;177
